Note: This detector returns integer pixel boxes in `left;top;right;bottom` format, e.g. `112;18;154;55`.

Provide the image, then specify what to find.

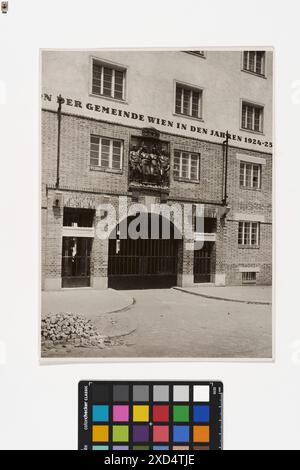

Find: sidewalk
173;285;272;305
42;288;136;337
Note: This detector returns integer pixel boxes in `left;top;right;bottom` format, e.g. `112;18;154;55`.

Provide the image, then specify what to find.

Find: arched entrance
108;213;180;289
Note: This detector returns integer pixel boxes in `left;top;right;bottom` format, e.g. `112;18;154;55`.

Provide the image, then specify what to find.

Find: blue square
173;425;189;442
153;446;169;450
93;405;109;422
193;405;210;423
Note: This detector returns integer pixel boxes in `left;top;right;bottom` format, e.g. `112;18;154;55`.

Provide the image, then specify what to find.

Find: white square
173;385;189;402
193;385;210;402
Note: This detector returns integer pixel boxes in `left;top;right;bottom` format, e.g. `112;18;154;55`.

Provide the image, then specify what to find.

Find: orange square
92;425;109;442
193;426;210;443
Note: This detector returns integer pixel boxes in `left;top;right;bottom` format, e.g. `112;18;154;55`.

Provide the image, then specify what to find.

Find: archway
108;213;181;289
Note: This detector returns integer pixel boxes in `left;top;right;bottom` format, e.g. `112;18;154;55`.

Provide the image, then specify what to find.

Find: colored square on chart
153;425;169;442
153;405;169;422
92;405;109;422
133;405;149;422
133;385;149;402
113;385;129;402
173;405;189;422
92;425;109;442
193;425;210;443
193;385;210;402
112;425;129;442
92;445;109;450
193;405;210;423
173;446;189;450
173;385;189;402
153;385;169;402
132;425;149;442
133;445;150;450
153;446;169;450
173;425;190;442
92;384;110;403
113;405;129;422
113;446;128;450
194;446;210;450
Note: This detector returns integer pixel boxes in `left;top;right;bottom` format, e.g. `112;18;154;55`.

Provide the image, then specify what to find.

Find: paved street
103;288;272;359
44;287;272;359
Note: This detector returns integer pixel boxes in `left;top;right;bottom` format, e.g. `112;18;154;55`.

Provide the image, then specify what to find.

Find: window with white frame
173;150;200;181
90;135;123;170
175;83;202;119
92;59;125;100
241;102;264;133
243;51;265;76
240;162;261;189
238;222;260;247
242;271;257;284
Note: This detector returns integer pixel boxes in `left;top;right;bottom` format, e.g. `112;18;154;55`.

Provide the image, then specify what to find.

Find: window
240;162;261;189
193;216;216;233
175;83;202;118
63;208;95;227
238;222;260;247
243;51;265;76
90;135;123;170
174;150;200;181
92;59;125;100
241;102;264;133
242;272;257;284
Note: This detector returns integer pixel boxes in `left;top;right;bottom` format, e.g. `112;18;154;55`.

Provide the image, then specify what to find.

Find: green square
133;446;150;450
173;405;190;422
113;425;129;442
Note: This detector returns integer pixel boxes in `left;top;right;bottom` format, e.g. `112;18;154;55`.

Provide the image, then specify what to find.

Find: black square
113;384;129;402
92;384;110;403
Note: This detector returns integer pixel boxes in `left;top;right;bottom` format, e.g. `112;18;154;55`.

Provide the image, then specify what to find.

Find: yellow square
133;405;149;422
92;425;109;442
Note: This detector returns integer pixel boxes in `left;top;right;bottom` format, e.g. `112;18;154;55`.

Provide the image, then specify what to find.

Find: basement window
242;271;257;284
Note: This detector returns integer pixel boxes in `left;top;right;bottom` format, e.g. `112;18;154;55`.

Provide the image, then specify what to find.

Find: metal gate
62;237;92;288
194;241;215;283
108;238;178;289
108;212;180;289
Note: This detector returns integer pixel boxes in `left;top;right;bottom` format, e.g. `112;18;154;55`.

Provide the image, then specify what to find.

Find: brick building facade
41;50;272;290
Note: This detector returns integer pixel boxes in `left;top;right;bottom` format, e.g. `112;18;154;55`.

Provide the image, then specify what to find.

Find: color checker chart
78;381;223;450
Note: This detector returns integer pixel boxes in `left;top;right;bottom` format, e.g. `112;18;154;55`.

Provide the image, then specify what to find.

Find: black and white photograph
41;49;273;360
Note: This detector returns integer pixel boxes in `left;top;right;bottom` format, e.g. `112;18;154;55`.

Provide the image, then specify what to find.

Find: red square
153;405;169;422
153;426;169;443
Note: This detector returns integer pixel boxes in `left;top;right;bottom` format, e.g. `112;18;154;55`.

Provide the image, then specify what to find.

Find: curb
104;297;136;315
173;287;271;305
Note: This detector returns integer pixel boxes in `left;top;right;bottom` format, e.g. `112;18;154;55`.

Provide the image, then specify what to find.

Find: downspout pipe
222;131;229;206
55;95;64;189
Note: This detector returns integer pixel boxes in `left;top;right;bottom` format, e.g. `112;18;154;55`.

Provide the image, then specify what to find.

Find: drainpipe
56;95;64;189
222;130;229;206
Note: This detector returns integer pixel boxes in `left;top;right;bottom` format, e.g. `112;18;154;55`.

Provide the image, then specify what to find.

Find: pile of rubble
41;313;106;348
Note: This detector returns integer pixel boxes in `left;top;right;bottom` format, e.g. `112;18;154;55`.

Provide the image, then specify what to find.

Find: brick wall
42;111;226;203
42;110;273;287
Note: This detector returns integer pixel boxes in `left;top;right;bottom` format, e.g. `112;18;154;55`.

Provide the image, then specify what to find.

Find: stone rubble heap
41;313;106;348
